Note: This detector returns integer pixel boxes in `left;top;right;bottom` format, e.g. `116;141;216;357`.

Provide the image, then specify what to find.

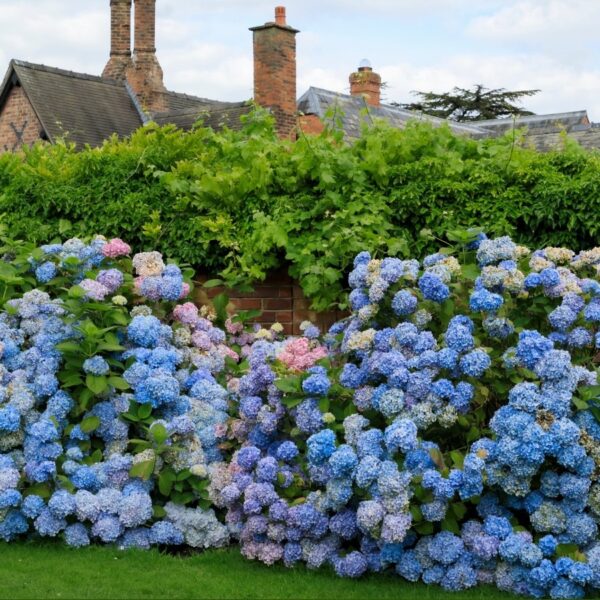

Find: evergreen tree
397;84;539;121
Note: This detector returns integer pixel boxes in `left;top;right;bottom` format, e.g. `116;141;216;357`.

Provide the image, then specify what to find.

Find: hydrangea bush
1;228;600;598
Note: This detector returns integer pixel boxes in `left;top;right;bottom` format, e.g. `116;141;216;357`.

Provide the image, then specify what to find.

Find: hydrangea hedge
1;228;600;599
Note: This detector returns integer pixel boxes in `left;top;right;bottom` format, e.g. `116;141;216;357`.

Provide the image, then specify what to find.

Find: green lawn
0;542;520;600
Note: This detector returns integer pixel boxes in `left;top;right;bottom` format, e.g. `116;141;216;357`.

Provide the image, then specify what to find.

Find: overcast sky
0;0;598;119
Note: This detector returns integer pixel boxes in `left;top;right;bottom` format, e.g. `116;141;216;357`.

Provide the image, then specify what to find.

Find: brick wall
195;270;345;335
298;114;325;136
0;85;43;153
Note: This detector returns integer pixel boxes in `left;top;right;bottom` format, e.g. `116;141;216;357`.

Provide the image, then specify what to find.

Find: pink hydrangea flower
225;318;244;335
173;302;199;325
179;282;191;299
219;344;239;362
101;238;131;259
277;337;328;371
214;423;228;438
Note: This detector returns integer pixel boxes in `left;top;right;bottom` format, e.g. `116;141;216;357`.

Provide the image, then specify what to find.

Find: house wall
195;270;345;335
0;85;43;153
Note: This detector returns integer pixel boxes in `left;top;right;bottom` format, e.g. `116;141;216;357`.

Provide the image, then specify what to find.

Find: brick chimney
250;7;299;139
102;0;133;80
127;0;166;112
349;60;381;107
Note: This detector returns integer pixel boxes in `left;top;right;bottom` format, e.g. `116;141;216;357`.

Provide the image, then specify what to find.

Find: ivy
0;109;599;311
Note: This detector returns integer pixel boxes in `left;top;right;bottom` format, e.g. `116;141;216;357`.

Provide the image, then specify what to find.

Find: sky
0;0;598;120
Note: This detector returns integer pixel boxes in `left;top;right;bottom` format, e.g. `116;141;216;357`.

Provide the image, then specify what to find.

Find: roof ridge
300;86;489;134
161;89;242;106
11;59;124;87
476;110;589;125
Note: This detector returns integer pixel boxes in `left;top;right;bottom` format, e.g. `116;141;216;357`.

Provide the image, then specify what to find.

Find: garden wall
195;269;345;334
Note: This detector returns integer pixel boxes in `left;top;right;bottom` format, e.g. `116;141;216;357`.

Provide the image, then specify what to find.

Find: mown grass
0;542;519;600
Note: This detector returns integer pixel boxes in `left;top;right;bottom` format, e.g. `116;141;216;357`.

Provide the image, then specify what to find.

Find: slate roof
297;87;490;139
1;59;599;152
476;110;590;135
0;60;144;148
152;102;252;131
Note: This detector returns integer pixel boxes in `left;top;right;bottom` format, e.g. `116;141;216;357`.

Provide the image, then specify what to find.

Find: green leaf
572;398;589;411
130;458;155;481
451;502;467;520
78;388;94;411
158;472;174;496
556;543;578;558
176;469;192;481
86;374;109;395
203;279;224;288
275;376;301;394
460;263;480;281
58;219;72;234
137;404;152;419
153;505;167;518
80;415;100;433
318;397;330;413
580;385;600;401
151;423;169;445
281;395;304;409
450;451;464;468
441;515;460;534
212;292;229;324
108;376;130;390
415;522;434;535
24;483;52;500
68;285;86;298
55;341;83;354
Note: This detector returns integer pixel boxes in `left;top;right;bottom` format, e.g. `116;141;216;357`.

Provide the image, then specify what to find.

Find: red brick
298;114;325;136
263;298;292;310
232;298;262;310
102;0;133;80
349;65;382;107
278;287;293;298
251;8;299;139
275;310;293;322
0;86;44;153
293;297;310;310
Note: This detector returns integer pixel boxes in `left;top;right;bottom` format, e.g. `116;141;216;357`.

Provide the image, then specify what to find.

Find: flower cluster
3;232;600;599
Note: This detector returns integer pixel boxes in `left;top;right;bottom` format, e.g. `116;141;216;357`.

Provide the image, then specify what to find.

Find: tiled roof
1;60;144;148
152;102;252;131
157;90;241;114
297;87;490;139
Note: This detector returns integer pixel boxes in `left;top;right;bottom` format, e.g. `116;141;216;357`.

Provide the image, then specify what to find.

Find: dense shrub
0;111;599;309
1;229;600;598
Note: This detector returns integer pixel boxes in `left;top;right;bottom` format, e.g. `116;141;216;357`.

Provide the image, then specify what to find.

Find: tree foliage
398;84;539;121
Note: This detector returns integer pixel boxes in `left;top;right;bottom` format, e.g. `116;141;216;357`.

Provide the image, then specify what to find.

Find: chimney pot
275;6;286;26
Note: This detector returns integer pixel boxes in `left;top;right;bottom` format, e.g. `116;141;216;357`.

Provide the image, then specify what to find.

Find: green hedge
0;108;599;310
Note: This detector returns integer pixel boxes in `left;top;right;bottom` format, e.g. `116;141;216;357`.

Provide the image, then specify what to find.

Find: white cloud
0;0;598;121
467;1;600;64
378;54;600;119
